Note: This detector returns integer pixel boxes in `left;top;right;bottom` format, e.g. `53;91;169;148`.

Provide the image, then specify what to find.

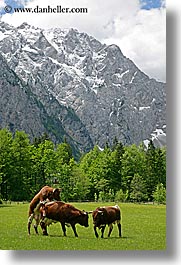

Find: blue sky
140;0;165;9
0;1;24;15
0;0;34;15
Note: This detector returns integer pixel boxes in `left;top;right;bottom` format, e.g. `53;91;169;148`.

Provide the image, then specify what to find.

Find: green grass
0;202;166;250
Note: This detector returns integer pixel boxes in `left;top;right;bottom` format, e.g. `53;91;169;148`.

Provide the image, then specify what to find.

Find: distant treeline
0;128;166;204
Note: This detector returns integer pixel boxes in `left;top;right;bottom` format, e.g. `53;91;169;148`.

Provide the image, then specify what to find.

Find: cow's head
52;188;62;200
46;188;61;201
78;211;89;227
92;208;105;227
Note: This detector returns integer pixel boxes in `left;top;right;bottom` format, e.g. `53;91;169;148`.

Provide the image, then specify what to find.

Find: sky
0;0;166;82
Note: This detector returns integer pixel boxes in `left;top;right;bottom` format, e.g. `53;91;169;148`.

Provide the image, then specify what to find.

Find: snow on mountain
0;21;166;150
143;127;166;148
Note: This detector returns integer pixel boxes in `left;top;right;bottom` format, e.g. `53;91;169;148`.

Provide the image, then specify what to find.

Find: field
0;202;166;250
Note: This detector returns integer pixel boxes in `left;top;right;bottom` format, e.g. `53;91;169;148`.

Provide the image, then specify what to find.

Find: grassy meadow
0;202;166;250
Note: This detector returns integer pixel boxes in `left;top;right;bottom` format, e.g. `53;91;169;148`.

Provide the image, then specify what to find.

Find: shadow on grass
103;236;130;240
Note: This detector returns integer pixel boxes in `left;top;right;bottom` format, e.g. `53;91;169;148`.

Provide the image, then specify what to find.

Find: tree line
0;128;166;204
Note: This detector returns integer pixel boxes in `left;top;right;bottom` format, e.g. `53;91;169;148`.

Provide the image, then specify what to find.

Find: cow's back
105;206;121;223
44;201;65;221
44;202;83;223
96;205;121;225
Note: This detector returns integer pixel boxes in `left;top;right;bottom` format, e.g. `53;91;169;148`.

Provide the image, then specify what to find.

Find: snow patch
120;70;129;79
151;129;166;138
139;106;150;111
130;71;137;84
22;45;39;54
0;32;5;41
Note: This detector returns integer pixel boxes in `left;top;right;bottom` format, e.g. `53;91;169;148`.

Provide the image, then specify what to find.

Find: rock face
0;54;93;156
0;22;166;152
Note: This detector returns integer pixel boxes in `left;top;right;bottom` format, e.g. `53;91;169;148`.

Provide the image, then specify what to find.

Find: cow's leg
28;213;34;235
71;224;78;237
108;223;113;237
34;224;38;234
101;225;106;238
40;220;48;236
117;221;122;237
94;226;99;238
33;214;40;234
33;219;39;234
61;222;67;236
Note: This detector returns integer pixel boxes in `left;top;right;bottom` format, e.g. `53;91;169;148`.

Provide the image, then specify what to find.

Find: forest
0;128;166;204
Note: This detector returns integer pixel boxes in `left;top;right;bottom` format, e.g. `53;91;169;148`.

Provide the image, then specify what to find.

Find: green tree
115;189;128;202
121;144;146;196
10;131;32;201
130;173;148;202
69;165;90;201
79;145;101;199
152;183;166;204
55;158;75;201
145;141;166;200
0;129;13;200
55;142;73;165
109;141;124;190
155;148;166;187
33;132;50;147
31;140;56;190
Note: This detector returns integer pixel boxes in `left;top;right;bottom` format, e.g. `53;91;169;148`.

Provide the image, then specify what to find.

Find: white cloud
103;8;166;82
1;0;166;82
0;0;5;9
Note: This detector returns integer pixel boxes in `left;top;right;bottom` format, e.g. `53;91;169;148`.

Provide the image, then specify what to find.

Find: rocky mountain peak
0;22;166;152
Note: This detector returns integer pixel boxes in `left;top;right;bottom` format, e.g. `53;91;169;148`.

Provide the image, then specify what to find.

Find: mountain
0;22;166;152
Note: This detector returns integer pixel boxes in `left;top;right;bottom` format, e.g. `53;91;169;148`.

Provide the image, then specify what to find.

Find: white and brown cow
28;186;61;234
92;205;122;238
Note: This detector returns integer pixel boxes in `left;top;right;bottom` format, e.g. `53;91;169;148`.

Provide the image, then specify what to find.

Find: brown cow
28;186;61;235
92;205;122;238
39;201;89;237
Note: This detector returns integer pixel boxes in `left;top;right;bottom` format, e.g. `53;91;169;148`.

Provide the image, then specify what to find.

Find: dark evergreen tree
130;173;148;202
145;140;158;200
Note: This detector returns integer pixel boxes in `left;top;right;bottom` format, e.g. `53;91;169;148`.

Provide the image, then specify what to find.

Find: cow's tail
114;205;121;223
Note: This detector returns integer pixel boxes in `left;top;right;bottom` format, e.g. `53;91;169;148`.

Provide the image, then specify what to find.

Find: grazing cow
39;201;90;237
28;186;61;234
92;205;122;238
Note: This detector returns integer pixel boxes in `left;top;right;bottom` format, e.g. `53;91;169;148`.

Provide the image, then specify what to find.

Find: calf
39;201;89;237
92;205;122;238
28;186;61;234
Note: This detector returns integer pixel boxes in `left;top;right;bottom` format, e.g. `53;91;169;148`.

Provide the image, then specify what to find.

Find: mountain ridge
0;21;166;152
